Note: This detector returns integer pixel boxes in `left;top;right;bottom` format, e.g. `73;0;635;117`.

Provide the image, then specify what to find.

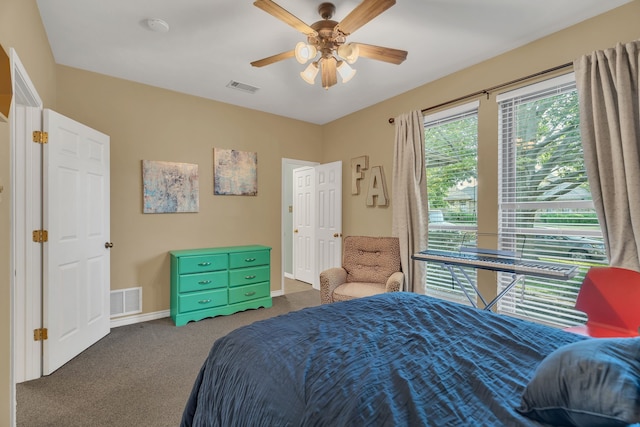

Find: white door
293;166;315;285
316;161;342;286
292;162;343;289
43;109;111;375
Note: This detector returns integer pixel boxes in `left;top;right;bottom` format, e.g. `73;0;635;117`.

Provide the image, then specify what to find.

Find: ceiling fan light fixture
321;57;338;89
337;61;356;83
294;42;317;64
300;61;319;84
337;43;359;65
251;1;407;90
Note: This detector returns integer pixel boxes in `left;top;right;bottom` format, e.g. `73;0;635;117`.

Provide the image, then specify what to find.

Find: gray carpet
17;289;320;427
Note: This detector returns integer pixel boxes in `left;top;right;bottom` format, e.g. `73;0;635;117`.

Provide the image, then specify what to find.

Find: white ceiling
36;0;631;125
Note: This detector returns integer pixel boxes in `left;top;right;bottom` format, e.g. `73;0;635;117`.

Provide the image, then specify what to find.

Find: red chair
564;267;640;338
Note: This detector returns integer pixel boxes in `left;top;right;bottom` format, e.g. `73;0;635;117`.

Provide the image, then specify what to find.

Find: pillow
517;337;640;427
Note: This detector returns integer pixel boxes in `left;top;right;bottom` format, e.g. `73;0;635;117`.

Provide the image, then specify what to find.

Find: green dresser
170;245;272;326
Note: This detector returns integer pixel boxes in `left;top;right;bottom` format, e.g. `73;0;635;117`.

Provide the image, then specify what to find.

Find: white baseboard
110;309;170;328
109;289;291;328
284;272;294;279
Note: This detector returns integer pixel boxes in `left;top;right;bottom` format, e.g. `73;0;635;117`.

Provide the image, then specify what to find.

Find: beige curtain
574;41;640;271
392;111;428;292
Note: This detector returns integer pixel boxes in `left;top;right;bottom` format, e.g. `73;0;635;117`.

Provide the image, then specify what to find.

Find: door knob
105;242;114;249
333;233;343;238
294;229;299;233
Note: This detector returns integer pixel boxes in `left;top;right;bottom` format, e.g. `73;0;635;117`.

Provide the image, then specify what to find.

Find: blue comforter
181;292;583;426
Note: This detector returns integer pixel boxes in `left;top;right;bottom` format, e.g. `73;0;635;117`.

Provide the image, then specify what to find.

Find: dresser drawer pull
244;257;256;262
198;280;212;285
198;299;212;304
198;262;212;266
244;291;256;297
244;275;256;280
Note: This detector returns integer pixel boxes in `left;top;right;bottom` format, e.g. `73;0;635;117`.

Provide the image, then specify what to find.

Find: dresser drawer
178;271;228;293
179;254;228;274
229;250;269;269
229;282;270;304
179;289;228;313
229;265;269;287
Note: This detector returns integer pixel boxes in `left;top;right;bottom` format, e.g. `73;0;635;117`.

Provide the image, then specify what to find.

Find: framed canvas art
142;160;199;213
213;148;258;196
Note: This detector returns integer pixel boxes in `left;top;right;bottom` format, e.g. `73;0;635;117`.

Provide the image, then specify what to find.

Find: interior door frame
10;47;43;427
280;158;318;296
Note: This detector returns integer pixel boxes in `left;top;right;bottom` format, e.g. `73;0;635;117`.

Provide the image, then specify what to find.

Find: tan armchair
320;236;404;304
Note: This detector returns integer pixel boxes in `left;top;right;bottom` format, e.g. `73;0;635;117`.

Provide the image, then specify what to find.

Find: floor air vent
226;80;260;94
110;287;142;318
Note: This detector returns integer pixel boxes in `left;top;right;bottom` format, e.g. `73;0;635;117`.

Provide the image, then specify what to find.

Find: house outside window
496;73;607;327
424;101;479;303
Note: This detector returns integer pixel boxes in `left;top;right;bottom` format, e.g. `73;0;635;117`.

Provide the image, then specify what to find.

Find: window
424;101;478;303
497;73;607;327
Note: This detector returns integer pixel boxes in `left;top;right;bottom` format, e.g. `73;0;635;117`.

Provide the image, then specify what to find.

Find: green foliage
444;212;477;224
512;90;585;204
425;115;477;208
537;212;598;225
425;89;587;217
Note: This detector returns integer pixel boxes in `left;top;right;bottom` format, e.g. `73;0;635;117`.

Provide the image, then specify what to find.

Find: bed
181;292;640;427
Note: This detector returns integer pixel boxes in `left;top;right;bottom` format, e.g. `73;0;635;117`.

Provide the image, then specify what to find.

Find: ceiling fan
251;0;408;89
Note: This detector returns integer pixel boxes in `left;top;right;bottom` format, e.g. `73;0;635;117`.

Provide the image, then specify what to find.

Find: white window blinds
497;73;607;327
424;101;478;303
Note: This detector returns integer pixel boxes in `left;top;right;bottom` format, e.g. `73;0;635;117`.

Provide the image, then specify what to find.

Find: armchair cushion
385;272;404;293
343;236;401;284
333;282;391;302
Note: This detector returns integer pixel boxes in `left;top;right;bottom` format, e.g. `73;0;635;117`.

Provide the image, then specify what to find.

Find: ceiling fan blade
335;0;396;36
250;50;295;67
355;43;407;65
253;0;317;36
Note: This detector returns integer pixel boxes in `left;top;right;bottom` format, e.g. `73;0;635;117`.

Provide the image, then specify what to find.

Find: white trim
110;289;294;328
423;100;479;123
111;290;292;328
110;310;170;329
10;48;43;427
12;105;42;384
11;50;42;107
496;72;575;102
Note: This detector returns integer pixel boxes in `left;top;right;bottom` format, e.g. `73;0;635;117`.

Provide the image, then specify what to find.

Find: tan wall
55;66;323;313
2;0;640;426
0;0;57;425
323;0;640;298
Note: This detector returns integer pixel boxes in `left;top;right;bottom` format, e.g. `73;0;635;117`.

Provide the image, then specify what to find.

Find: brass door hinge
32;230;48;243
34;328;48;341
32;130;48;144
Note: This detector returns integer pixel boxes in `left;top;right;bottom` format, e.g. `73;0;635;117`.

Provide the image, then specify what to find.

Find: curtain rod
388;61;573;124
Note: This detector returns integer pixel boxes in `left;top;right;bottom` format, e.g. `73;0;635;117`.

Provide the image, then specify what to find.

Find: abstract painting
142;160;199;213
213;148;257;196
